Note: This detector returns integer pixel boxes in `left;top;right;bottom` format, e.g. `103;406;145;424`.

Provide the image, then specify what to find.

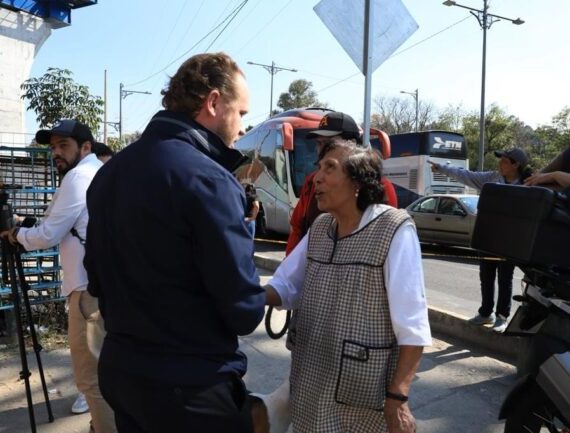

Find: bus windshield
427;132;467;159
290;129;318;197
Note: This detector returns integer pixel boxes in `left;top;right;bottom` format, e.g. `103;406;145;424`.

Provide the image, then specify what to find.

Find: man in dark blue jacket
84;53;265;433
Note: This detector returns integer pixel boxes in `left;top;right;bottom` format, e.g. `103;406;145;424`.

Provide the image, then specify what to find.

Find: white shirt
17;153;102;296
269;204;432;346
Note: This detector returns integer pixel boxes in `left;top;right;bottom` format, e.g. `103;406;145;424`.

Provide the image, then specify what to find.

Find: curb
254;253;520;363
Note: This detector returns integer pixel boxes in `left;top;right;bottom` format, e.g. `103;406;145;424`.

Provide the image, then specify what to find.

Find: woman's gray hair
318;138;385;211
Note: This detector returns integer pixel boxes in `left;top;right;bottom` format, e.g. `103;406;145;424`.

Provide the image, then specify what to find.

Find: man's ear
82;140;93;154
205;89;221;117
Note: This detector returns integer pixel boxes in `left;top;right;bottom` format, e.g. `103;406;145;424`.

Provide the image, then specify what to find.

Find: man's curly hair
161;52;243;117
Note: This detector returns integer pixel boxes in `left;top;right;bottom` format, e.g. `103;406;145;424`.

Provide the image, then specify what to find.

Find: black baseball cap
36;119;95;145
306;112;361;141
494;148;529;167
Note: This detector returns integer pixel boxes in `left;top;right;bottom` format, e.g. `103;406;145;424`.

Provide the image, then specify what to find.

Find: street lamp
400;88;419;132
443;0;523;170
247;61;297;118
119;83;151;142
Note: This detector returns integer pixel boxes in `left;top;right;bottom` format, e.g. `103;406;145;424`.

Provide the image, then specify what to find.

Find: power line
125;1;248;87
215;0;265;49
143;1;190;83
315;15;473;95
234;0;295;54
389;15;472;59
204;1;249;51
170;0;206;56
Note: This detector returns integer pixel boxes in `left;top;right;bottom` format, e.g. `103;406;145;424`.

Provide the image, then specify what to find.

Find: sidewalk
0;319;516;433
0;269;518;432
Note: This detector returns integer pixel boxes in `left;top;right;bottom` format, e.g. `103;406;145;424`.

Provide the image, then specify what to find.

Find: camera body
0;191;14;233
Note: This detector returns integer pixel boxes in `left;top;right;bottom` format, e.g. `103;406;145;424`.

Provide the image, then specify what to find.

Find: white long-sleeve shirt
17;153;102;296
269;204;432;346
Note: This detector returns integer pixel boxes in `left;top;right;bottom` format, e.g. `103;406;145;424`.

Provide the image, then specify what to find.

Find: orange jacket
285;173;398;255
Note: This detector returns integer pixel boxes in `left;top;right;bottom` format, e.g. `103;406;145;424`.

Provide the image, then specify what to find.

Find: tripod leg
14;250;54;423
2;243;37;433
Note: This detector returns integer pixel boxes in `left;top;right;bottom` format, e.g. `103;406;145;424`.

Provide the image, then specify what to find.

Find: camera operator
429;148;531;333
0;120;115;433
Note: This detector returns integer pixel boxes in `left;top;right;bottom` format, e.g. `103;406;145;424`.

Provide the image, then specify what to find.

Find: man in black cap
0;120;116;433
429;147;532;333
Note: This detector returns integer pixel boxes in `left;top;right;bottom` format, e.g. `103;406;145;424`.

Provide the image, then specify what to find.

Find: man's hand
384;399;416;433
427;160;440;173
0;227;19;246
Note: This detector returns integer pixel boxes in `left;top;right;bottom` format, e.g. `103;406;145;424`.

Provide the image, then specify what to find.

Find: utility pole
443;0;523;170
247;61;297;118
103;70;107;144
400;88;419;132
119;83;151;142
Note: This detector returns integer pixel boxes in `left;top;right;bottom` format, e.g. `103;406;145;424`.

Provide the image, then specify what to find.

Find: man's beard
55;153;81;176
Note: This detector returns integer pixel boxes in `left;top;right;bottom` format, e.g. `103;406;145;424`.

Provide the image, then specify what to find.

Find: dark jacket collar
147;110;247;172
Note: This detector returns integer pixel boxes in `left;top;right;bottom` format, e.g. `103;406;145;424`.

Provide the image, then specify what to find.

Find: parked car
406;194;479;247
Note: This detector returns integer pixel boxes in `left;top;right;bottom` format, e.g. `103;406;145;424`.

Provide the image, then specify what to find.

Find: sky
24;0;570;138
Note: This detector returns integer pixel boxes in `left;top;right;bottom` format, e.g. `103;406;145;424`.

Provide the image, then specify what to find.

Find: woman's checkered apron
289;208;411;433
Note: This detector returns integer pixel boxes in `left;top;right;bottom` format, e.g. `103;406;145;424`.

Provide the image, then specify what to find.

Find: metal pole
415;88;419;132
269;61;275;117
119;82;123;142
103;70;107;144
478;0;488;171
362;0;374;147
246;61;297;119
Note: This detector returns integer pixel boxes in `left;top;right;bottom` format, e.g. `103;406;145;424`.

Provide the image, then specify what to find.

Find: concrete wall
0;8;51;144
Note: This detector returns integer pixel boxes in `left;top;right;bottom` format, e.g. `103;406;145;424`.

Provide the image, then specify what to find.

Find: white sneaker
492;314;508;333
71;392;89;414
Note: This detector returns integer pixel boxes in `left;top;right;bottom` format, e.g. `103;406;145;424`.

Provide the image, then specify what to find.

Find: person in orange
286;111;397;255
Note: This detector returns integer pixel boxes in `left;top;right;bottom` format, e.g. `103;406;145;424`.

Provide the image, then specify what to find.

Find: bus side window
275;147;288;192
259;129;276;178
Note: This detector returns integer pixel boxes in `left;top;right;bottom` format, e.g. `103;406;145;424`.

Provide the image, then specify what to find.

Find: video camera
0;191;14;233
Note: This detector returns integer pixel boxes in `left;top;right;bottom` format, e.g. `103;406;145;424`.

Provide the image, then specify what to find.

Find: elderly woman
265;138;431;433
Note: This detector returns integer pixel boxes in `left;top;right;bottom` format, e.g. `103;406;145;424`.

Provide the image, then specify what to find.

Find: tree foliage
371;97;570;171
21;67;103;133
106;131;141;153
276;79;327;112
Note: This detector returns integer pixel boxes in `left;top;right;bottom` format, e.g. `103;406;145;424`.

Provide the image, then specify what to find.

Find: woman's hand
384;399;416;433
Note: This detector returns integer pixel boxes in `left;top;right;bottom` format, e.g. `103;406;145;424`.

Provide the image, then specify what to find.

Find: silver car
406;194;479;247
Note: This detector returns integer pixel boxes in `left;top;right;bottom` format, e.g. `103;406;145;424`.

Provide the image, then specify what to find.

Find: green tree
276;79;327;112
21;67;103;134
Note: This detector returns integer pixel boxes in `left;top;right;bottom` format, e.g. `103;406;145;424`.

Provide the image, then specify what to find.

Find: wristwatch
386;391;409;402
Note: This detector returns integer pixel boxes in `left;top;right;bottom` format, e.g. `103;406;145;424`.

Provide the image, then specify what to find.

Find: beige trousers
68;290;116;433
